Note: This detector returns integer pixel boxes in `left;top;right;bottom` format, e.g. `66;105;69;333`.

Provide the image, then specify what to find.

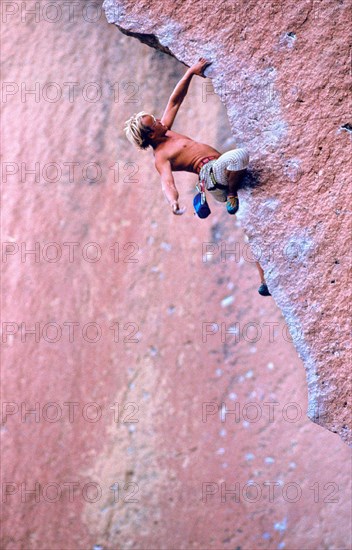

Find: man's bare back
153;129;221;174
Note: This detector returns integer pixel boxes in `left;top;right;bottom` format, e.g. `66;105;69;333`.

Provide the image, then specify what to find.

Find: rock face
103;0;351;445
1;2;351;550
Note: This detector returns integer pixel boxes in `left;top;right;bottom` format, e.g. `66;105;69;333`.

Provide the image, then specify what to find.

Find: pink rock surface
103;0;351;446
1;1;351;549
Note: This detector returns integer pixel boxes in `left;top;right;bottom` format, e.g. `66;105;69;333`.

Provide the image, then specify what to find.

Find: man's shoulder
154;149;171;168
154;152;172;177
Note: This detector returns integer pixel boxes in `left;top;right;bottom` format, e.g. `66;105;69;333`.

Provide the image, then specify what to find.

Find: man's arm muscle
155;158;186;215
160;69;194;130
155;158;178;203
161;58;211;130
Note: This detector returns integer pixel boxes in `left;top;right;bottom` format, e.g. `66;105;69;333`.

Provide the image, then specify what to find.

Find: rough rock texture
103;0;351;445
1;1;351;549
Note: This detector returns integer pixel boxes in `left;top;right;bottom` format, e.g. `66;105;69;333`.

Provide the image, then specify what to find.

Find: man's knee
226;148;250;172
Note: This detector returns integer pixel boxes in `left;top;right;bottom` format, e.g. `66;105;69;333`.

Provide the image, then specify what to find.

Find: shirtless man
124;58;271;296
124;58;250;216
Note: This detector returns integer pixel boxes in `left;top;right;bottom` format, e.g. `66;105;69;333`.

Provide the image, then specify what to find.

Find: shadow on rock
237;167;263;190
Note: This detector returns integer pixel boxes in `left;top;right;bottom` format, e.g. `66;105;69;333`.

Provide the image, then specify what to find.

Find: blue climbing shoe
258;283;271;296
226;194;239;215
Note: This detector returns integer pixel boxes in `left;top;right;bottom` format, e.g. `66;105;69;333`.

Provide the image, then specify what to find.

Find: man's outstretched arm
161;57;212;130
155;158;186;215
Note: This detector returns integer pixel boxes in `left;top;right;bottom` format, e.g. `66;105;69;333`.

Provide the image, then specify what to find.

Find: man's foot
258;283;271;297
226;194;239;215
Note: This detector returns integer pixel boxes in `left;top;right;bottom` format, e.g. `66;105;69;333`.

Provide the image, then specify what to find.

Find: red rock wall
1;1;351;549
103;0;351;446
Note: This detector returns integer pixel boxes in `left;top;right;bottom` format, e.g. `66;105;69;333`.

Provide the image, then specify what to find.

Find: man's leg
256;261;271;297
211;148;250;214
226;168;246;193
225;169;246;214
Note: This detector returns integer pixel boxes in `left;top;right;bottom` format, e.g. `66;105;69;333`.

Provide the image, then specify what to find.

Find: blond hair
124;111;154;150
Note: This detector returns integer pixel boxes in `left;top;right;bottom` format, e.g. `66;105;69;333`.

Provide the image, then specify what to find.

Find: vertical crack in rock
103;0;351;447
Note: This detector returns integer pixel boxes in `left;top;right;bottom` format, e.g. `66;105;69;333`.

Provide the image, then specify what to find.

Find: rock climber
124;58;271;296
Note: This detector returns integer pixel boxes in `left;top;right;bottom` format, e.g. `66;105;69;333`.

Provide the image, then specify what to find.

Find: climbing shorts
199;148;250;203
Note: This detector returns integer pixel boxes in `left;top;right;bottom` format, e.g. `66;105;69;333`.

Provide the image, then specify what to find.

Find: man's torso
153;130;221;174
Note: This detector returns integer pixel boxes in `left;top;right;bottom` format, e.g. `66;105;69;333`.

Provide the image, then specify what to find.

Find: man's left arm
161;58;212;129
